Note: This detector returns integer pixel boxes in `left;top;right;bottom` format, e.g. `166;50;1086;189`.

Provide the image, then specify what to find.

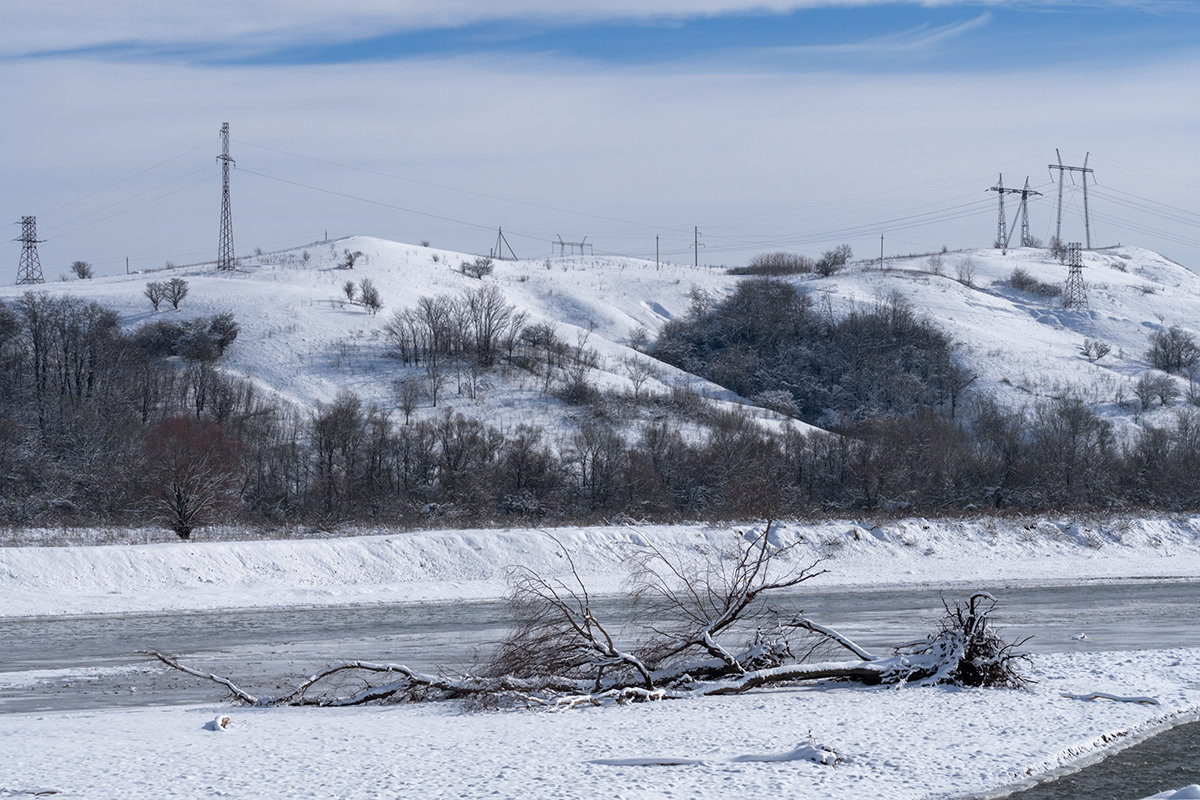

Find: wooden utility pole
694;226;700;267
879;235;884;270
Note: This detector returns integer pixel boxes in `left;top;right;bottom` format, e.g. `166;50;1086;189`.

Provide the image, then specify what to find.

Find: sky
4;1;1200;279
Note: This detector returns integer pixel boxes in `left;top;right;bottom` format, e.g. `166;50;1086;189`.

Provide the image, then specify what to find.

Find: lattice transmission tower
1063;242;1088;309
1049;149;1095;249
14;216;45;285
217;122;236;271
987;174;1018;251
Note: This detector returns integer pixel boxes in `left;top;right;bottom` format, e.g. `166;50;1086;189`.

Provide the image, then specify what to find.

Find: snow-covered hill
4;238;1197;435
819;245;1200;436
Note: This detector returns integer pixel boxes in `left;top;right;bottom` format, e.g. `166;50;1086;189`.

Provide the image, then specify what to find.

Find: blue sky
4;1;1200;275
19;3;1200;72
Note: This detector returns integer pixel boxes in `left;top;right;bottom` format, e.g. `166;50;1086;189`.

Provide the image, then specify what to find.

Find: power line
46;174;213;242
42;165;213;236
236;138;690;237
37;139;214;218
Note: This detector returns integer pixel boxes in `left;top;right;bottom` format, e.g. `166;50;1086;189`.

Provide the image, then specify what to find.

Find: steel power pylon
1049;149;1095;249
14;216;45;285
988;174;1023;253
1012;178;1041;248
217;122;236;271
1063;242;1088;309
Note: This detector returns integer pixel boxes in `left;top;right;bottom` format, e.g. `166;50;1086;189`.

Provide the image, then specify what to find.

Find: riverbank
3;515;1200;617
2;648;1197;800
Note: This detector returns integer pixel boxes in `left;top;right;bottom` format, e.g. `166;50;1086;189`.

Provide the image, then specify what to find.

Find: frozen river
3;578;1197;714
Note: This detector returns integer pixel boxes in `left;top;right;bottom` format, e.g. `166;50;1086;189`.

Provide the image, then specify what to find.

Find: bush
133;313;238;362
359;279;383;315
1147;326;1199;374
462;256;494;279
338;250;363;270
1007;268;1061;298
730;252;814;276
815;244;852;277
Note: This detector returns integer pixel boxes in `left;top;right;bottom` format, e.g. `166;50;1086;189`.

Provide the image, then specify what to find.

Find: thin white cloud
5;1;1180;59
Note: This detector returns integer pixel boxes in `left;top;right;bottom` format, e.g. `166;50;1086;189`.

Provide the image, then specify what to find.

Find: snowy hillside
0;237;773;434
817;245;1200;435
3;238;1197;435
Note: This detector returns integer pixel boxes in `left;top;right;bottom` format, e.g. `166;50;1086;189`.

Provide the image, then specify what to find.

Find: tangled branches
148;523;1031;708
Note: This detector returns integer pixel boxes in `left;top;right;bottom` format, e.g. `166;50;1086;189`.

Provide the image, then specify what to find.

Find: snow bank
1;648;1196;800
3;515;1200;618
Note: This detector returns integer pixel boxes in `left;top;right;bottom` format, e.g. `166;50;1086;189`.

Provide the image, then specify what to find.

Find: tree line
2;289;1199;538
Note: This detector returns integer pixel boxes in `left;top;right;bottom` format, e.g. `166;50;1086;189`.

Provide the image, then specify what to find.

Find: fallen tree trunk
145;527;1031;708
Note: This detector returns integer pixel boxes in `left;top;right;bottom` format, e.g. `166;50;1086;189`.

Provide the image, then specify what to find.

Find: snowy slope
0;237;776;435
813;245;1200;434
4;515;1199;617
3;238;1198;435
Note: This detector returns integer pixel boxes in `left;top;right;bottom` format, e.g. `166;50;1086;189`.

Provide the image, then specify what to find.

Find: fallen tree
147;522;1031;708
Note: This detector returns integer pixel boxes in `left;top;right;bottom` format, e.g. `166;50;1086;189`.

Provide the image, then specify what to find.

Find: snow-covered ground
3;516;1200;799
0;649;1196;800
3;515;1200;618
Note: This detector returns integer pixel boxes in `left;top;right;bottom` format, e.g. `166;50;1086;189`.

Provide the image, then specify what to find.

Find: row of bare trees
4;291;1200;533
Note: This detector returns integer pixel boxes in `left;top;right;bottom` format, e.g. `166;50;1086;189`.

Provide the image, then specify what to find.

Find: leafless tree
623;356;654;401
1082;338;1112;363
149;524;1030;707
142;416;244;539
359;279;382;315
165;278;189;310
70;260;93;280
394;376;421;424
462;256;494;279
338;249;363;270
144;281;166;311
955;257;976;287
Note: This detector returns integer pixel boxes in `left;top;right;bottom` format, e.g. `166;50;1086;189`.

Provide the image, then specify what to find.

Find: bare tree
149;525;1030;707
342;280;357;303
165;278;189;310
142;416;245;539
147;527;1032;710
624;356;654;401
338;250;363;270
1082;338;1112;363
394;376;421;424
955;257;976;287
70;260;94;280
144;281;166;311
359;279;382;315
1147;326;1199;374
462;256;494;279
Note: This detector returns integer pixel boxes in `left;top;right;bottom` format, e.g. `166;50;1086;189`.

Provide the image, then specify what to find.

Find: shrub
731;251;814;276
1007;268;1061;298
1147;326;1199;374
815;244;852;277
462;256;494;279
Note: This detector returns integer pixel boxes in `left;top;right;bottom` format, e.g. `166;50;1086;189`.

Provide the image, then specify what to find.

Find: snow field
1;649;1196;800
4;515;1200;618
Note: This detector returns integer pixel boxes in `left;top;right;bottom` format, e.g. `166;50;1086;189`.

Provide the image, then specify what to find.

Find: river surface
2;578;1197;714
